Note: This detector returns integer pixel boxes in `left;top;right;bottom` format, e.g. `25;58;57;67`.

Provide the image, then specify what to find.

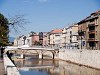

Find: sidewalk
0;58;5;75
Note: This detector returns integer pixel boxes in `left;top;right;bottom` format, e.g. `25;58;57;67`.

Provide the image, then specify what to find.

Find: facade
31;32;39;46
14;35;25;47
48;29;63;48
61;27;67;48
78;21;87;49
62;24;78;49
14;37;18;46
45;32;50;46
43;32;48;46
14;32;45;47
25;34;32;46
39;32;43;46
70;24;78;49
14;34;32;47
78;10;100;50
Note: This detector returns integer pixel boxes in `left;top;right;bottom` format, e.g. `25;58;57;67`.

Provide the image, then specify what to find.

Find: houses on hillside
14;10;100;50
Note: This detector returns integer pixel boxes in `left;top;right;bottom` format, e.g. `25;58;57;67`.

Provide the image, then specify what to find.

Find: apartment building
31;32;39;46
62;24;78;49
61;27;67;48
48;29;62;47
78;10;100;50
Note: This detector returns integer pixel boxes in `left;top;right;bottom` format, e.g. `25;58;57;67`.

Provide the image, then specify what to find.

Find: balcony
88;38;98;42
88;24;98;27
88;30;96;34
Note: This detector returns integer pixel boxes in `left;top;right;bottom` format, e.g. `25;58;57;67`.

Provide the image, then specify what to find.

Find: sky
0;0;100;37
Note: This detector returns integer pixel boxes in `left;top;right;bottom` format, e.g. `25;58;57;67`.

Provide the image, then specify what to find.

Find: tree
8;15;27;33
0;13;9;46
0;13;27;46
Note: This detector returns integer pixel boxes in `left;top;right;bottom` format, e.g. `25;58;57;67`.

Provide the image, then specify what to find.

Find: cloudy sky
0;0;100;37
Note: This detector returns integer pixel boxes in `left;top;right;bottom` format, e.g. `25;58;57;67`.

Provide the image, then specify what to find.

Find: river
13;54;100;75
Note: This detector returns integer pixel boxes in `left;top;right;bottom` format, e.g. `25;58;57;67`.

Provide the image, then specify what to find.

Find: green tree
0;13;9;46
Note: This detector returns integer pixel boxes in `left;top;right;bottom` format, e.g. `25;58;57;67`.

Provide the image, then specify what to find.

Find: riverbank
0;58;5;75
59;49;100;70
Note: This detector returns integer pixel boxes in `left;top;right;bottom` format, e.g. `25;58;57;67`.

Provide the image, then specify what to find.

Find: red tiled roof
50;29;62;34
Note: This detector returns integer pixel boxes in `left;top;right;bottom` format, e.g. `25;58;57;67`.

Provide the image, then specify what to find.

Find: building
25;34;32;46
39;32;43;46
31;32;39;46
62;24;78;49
48;29;63;48
14;35;25;47
61;27;68;48
14;33;32;47
43;32;48;46
14;37;19;46
78;10;100;50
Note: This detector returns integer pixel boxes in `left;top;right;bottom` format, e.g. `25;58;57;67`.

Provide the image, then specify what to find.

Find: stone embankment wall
4;54;20;75
59;49;100;69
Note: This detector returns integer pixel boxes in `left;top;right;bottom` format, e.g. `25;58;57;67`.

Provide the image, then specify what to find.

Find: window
89;34;95;38
70;40;72;43
70;31;72;34
70;36;72;38
89;42;96;47
55;35;60;36
89;26;95;31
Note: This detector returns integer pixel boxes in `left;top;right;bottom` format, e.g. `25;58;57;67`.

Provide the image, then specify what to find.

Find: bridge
5;45;59;59
4;45;60;75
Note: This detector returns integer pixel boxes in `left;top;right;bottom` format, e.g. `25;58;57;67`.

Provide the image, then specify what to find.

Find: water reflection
14;55;100;75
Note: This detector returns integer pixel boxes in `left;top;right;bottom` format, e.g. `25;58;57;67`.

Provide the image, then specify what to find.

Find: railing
88;38;98;41
88;30;96;34
88;23;98;27
30;46;60;50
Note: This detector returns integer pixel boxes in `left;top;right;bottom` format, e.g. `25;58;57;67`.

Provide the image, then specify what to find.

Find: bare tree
8;15;29;33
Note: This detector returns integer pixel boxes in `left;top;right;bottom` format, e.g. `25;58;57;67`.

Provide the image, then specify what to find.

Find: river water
13;54;100;75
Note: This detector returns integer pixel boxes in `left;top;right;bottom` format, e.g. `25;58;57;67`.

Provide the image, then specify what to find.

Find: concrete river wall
59;49;100;69
4;54;20;75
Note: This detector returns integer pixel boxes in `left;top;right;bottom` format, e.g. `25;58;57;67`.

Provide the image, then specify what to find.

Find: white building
62;24;78;49
25;34;32;46
49;29;62;48
14;33;32;47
